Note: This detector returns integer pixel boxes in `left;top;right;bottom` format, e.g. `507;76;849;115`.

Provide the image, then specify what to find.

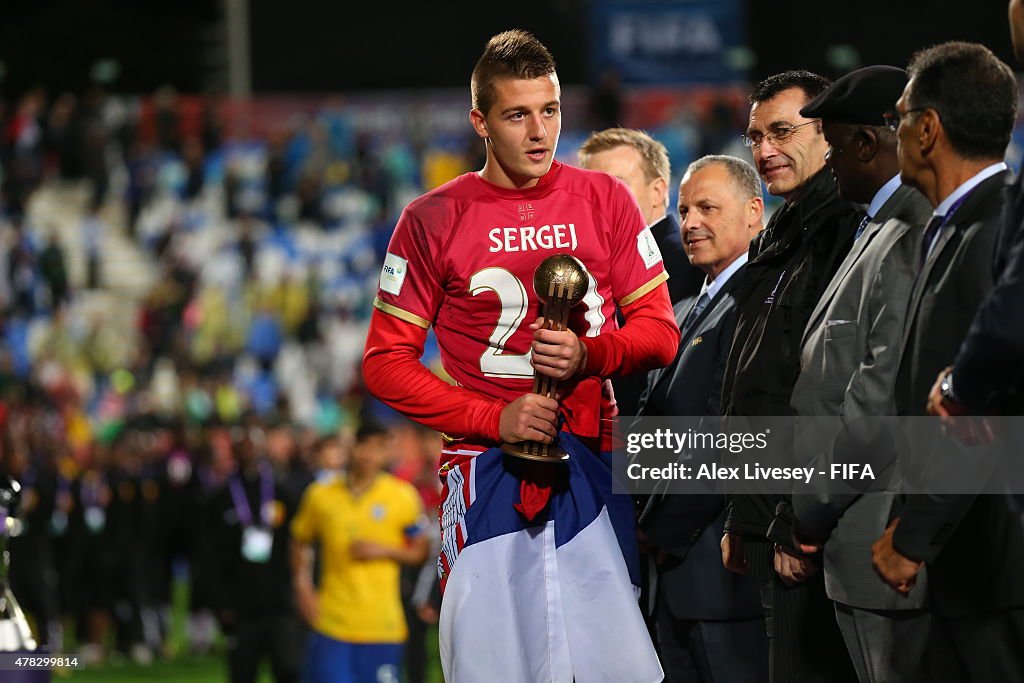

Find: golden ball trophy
502;254;589;463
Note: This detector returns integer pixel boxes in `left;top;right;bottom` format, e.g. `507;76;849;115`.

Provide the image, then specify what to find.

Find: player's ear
748;195;765;229
855;127;878;163
470;109;489;140
651;176;668;208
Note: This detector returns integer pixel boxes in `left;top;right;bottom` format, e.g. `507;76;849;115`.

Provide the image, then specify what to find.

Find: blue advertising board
589;0;747;84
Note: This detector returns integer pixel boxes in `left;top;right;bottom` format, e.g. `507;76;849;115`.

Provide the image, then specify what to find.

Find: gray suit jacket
790;183;931;610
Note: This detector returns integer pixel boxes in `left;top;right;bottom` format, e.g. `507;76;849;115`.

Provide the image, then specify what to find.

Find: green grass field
52;578;442;683
62;654;236;682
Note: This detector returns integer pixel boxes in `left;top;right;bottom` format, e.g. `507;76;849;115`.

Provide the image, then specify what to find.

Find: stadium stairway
26;181;158;366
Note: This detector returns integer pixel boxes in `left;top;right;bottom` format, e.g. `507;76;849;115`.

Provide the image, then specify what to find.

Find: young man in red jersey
362;30;677;683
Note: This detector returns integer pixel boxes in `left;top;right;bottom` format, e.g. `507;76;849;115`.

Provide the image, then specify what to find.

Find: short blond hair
578;128;670;184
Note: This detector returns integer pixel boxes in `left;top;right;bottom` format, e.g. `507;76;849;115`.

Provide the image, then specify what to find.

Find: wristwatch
939;369;959;404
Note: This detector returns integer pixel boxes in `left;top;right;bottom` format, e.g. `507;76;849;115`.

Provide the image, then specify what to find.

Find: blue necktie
920;214;945;267
682;292;711;332
854;215;871;241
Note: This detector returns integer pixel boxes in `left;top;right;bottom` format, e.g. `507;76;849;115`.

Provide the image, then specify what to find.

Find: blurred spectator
395;425;442;683
153;86;181;154
247;304;283;372
187;423;233;654
6;224;36;316
37;233;69;310
265;416;313;499
124;139;158;240
79;87;110;208
207;424;302;683
3;89;46;218
237;214;258;279
699;97;743;157
200;97;224;155
46;92;79;179
310;432;347;482
82;206;105;289
290;420;429;683
182;137;206;201
590;68;624;129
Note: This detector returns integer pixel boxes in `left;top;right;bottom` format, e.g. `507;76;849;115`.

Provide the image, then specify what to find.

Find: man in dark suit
637;154;767;683
926;0;1024;416
721;71;861;683
579;128;705;415
786;66;933;682
869;41;1022;682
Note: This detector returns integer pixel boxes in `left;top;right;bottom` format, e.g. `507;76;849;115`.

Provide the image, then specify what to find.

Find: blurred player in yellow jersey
290;420;430;683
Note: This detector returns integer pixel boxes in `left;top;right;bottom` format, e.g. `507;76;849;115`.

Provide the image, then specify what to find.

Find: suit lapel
901;222;955;357
651;266;745;396
802;220;880;348
680;296;711;343
681;270;741;342
647;298;694;389
899;172;1007;356
800;186;915;348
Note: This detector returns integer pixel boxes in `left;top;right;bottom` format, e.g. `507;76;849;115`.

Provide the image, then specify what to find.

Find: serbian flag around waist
436;432;664;683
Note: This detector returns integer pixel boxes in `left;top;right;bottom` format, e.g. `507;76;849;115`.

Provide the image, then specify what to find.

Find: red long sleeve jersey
363;161;679;446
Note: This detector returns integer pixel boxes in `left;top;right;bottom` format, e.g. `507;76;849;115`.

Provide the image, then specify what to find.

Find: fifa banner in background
588;0;747;84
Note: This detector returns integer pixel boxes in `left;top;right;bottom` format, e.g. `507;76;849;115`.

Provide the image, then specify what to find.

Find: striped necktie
681;292;711;332
920;214;945;267
854;214;871;241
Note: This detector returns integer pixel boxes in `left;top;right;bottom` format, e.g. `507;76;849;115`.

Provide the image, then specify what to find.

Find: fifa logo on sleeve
636;227;663;268
380;253;409;295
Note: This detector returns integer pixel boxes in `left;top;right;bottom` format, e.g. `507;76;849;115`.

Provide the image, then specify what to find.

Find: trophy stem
0;491;38;652
503;255;587;464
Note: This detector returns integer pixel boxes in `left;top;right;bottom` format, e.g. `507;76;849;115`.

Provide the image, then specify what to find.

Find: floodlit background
0;1;1018;681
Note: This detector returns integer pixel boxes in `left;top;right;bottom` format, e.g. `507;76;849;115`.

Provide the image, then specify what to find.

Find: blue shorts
305;631;403;683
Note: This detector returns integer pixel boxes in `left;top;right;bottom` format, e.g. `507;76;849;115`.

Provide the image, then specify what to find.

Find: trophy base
502;441;570;463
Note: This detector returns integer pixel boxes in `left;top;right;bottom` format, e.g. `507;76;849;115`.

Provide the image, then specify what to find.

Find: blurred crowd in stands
0;82;750;673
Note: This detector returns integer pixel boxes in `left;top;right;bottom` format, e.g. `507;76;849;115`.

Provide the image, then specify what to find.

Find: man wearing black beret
789;65;932;682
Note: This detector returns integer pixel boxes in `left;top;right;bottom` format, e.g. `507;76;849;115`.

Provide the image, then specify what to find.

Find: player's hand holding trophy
502;254;589;463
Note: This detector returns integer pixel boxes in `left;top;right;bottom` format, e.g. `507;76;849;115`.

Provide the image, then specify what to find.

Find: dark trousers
833;603;929;683
226;614;303;683
9;547;57;649
654;600;768;683
744;538;857;683
403;602;427;683
925;607;1024;683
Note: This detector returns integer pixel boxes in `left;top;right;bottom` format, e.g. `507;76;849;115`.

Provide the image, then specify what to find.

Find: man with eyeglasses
786;65;932;683
926;1;1024;434
720;71;861;683
870;41;1022;682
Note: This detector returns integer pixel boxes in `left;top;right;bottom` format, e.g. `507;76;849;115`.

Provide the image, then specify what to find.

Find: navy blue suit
894;170;1024;682
637;264;768;683
952;171;1024;411
613;213;706;416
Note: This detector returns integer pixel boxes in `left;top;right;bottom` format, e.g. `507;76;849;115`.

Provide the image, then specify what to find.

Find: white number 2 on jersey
469;267;606;378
